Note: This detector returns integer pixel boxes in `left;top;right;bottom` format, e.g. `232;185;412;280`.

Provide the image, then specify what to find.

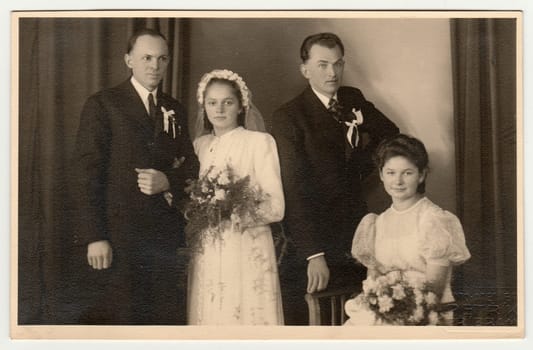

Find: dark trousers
73;245;187;325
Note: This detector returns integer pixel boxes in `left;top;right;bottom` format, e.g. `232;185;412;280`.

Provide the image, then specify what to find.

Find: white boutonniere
351;108;364;125
344;108;364;148
161;106;181;138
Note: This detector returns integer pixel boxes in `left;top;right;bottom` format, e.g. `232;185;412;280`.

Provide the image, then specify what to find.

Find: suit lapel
301;87;345;151
117;80;154;134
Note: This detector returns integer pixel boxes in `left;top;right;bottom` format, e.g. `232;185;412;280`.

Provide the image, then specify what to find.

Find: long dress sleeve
351;213;378;269
250;133;285;226
419;208;471;267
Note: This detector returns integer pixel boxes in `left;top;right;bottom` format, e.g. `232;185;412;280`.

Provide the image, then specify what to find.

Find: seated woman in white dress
186;69;285;325
344;134;471;326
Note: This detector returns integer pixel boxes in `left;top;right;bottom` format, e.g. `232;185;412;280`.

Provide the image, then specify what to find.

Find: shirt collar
130;76;159;107
310;86;338;109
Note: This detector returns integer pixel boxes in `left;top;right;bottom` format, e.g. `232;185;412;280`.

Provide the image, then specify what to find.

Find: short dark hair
374;134;429;194
126;28;167;53
300;32;345;62
202;78;246;132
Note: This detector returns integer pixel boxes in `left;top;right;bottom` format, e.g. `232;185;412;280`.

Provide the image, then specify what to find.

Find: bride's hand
307;256;330;293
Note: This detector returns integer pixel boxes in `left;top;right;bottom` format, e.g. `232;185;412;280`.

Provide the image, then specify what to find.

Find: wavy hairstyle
374;134;429;194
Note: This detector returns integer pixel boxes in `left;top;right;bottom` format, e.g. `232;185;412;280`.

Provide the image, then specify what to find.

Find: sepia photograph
9;9;524;341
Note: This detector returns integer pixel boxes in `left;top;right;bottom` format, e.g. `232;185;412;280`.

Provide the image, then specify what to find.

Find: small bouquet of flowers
182;165;268;251
356;270;443;325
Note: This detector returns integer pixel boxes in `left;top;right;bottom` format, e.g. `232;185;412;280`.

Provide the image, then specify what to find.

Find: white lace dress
344;197;471;326
187;127;285;325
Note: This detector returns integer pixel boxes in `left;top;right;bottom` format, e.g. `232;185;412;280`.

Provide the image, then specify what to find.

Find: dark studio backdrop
16;15;517;326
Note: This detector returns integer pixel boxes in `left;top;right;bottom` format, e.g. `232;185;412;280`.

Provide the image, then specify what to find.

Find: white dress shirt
130;76;158;113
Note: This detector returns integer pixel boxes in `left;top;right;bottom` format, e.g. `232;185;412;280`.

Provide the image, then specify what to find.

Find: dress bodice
374;198;432;273
352;197;471;303
193;126;285;226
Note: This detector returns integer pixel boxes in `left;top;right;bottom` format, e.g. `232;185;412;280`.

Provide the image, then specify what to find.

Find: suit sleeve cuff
306;252;325;261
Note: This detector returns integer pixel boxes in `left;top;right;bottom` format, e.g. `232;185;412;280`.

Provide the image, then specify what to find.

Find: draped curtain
450;19;517;326
18;17;187;324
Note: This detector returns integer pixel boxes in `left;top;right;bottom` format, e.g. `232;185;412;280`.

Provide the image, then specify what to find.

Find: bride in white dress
187;69;285;325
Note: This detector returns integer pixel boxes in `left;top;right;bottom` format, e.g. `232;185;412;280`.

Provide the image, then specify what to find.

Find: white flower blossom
405;273;425;290
218;171;230;185
375;275;388;287
391;284;406;300
362;277;378;294
386;271;402;285
214;189;226;201
377;295;394;313
424;291;438;306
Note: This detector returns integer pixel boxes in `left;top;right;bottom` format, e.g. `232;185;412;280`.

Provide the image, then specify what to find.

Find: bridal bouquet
356;270;443;325
183;165;268;251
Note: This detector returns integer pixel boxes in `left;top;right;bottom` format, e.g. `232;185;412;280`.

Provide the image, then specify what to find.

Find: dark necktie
327;98;344;123
148;93;157;120
149;93;164;136
328;98;358;157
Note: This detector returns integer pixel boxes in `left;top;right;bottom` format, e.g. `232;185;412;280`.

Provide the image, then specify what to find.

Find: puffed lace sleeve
351;213;378;268
419;207;471;266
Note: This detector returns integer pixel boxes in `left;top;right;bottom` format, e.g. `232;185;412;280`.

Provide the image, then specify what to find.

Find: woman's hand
425;264;450;299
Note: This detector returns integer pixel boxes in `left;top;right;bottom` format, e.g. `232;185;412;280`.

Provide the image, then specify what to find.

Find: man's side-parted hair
126;28;168;53
300;32;345;63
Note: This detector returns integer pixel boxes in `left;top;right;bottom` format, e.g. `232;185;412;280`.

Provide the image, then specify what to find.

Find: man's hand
307;255;330;293
135;168;170;195
87;240;113;270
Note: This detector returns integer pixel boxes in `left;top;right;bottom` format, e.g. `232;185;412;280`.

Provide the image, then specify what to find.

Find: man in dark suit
271;32;399;325
72;28;198;325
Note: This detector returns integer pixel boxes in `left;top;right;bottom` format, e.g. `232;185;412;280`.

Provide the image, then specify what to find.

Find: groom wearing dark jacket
271;32;399;325
72;28;198;324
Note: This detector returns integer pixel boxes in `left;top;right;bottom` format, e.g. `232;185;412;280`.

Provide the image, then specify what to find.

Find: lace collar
390;197;427;214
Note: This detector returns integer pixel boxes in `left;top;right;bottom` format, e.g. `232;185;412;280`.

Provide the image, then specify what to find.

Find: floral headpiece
196;69;251;112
